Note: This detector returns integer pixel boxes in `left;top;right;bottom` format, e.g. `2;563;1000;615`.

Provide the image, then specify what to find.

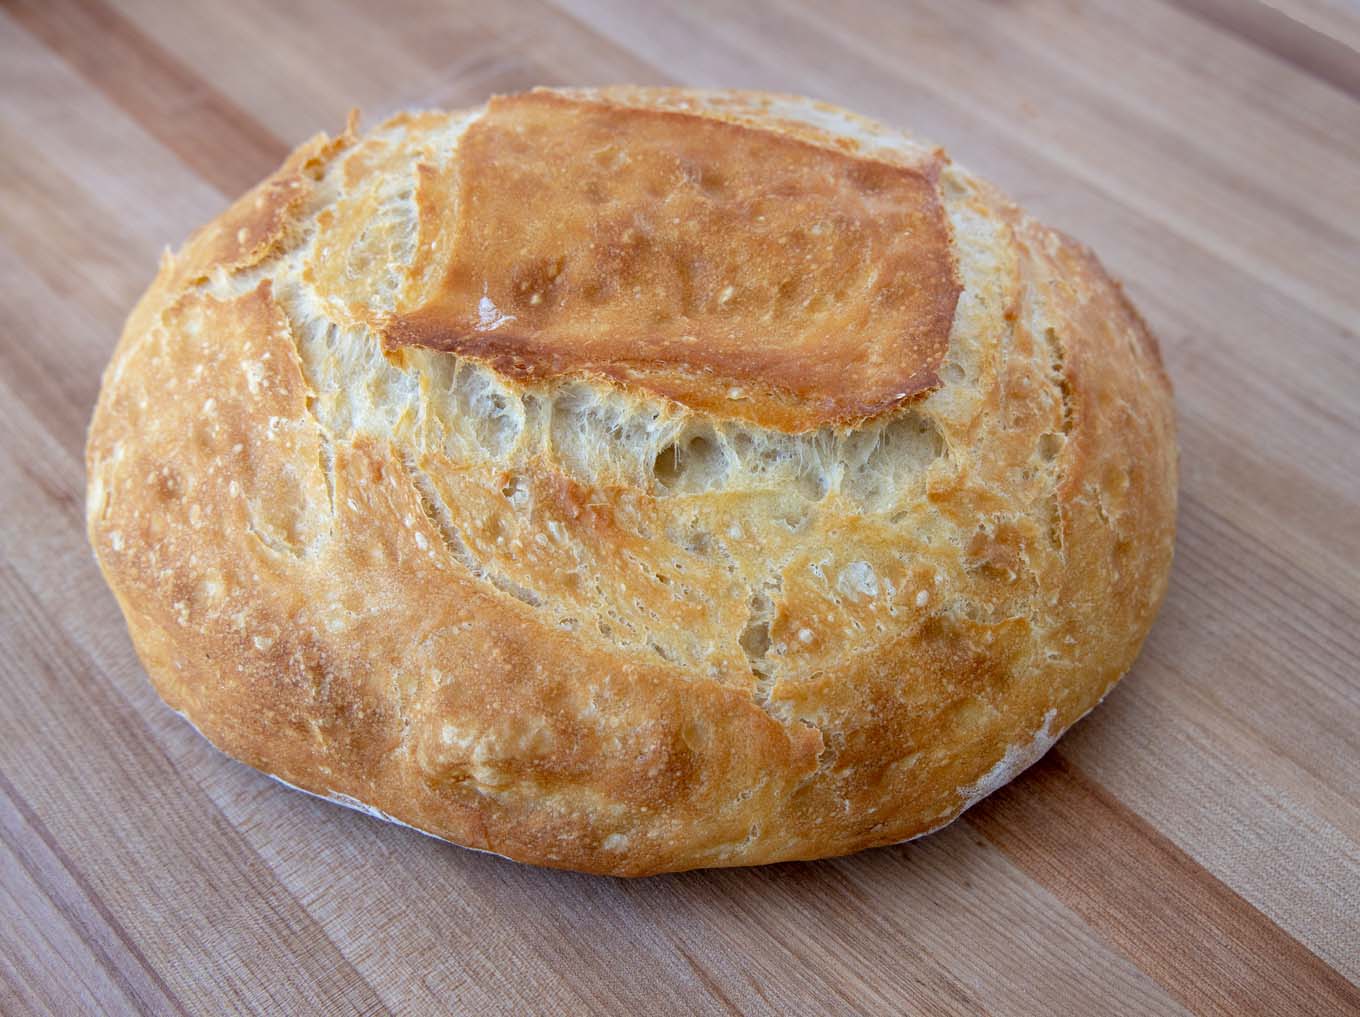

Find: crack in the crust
400;455;544;608
1044;495;1065;554
1041;326;1075;553
1043;326;1075;436
739;578;785;717
1091;481;1113;528
316;425;336;522
181;128;351;545
399;454;476;569
244;520;304;559
270;278;341;544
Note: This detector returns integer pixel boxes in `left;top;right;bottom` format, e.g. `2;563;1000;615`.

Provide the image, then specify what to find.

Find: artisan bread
86;87;1177;876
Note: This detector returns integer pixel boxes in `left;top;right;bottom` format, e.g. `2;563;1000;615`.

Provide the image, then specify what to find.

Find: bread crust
86;88;1176;875
385;90;960;431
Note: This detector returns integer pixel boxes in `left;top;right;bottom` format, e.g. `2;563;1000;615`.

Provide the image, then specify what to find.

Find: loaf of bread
86;87;1176;875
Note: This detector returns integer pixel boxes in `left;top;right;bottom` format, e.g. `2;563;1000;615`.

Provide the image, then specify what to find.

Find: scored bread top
385;90;961;431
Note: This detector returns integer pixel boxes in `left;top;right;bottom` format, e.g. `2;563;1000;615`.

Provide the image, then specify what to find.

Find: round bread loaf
86;87;1176;876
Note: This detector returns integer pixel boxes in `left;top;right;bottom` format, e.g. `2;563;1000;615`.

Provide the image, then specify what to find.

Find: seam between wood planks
1166;0;1360;100
0;769;190;1017
970;749;1360;1015
1;0;288;195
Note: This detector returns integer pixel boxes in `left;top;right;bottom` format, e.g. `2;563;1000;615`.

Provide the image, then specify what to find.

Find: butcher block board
1;1;1357;1014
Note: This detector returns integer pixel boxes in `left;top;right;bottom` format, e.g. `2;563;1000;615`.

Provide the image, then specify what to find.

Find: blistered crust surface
386;91;961;431
86;89;1177;876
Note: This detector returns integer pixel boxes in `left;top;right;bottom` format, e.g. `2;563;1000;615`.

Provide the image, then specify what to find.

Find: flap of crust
384;91;961;432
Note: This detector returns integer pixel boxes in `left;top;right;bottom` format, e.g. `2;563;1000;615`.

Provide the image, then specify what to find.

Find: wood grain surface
2;1;1357;1013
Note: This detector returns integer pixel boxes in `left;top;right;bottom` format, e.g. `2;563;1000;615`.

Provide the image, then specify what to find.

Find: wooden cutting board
2;1;1357;1013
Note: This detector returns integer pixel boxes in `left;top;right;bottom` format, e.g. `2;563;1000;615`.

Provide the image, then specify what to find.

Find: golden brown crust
86;89;1176;876
385;90;961;432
